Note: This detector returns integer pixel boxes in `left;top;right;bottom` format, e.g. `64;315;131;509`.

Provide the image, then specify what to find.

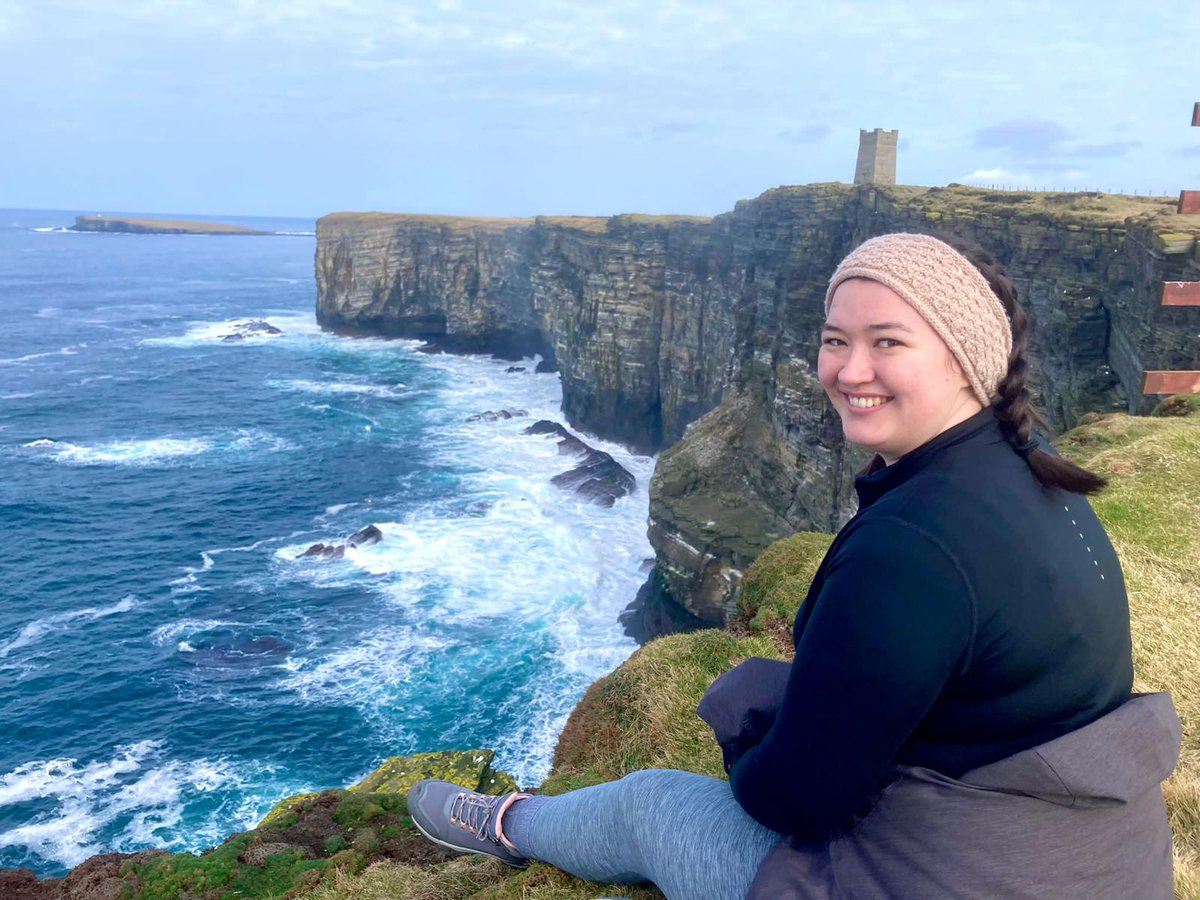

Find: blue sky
1;1;1198;218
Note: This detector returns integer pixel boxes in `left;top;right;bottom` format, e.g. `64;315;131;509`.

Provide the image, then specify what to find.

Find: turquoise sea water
0;209;652;877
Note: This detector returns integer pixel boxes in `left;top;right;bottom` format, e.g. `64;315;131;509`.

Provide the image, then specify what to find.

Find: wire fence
966;184;1177;197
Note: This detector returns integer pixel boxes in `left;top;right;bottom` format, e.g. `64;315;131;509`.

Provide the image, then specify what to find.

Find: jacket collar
854;407;999;510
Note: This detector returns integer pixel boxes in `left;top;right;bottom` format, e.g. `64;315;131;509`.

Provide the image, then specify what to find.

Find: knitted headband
824;233;1013;406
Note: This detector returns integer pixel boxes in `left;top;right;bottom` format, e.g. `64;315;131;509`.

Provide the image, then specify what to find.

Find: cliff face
316;186;1200;625
317;212;730;453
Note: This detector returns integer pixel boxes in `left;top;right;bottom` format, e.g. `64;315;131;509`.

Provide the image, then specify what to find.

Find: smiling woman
403;232;1180;900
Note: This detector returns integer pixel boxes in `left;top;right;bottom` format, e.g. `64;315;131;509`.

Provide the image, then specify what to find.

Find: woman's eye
877;338;903;349
821;336;844;347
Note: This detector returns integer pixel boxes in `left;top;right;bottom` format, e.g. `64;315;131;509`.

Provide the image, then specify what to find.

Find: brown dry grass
1056;411;1200;897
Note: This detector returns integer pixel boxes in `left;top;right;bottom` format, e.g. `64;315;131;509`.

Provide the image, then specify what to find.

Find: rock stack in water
524;420;635;507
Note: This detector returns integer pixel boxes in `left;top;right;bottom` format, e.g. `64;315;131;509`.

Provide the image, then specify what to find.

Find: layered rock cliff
316;185;1200;626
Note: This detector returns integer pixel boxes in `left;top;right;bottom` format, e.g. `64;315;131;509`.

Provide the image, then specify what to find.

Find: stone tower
854;128;898;185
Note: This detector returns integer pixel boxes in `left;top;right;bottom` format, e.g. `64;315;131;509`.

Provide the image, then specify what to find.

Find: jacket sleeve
729;516;974;841
696;657;793;772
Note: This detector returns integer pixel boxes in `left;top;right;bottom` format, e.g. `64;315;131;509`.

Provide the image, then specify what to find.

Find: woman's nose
838;345;875;385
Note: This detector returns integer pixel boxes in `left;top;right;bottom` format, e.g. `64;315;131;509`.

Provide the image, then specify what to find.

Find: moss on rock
1151;394;1200;418
350;748;520;796
735;531;834;642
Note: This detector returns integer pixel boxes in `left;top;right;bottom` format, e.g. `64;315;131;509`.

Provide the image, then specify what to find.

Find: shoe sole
409;809;530;869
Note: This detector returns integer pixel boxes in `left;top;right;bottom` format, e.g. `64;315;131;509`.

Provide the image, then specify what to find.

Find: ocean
0;208;652;878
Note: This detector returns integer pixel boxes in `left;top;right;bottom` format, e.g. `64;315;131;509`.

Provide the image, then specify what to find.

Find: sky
1;1;1198;219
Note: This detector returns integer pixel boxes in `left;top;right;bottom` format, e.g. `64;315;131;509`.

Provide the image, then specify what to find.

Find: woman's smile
843;392;893;411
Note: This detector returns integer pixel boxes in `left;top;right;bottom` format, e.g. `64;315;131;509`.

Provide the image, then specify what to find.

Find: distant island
69;215;273;235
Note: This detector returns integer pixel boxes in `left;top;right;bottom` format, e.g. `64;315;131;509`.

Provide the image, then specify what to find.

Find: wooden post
1143;103;1200;395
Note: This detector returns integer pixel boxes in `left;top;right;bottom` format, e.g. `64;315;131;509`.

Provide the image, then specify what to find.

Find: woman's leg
502;769;782;900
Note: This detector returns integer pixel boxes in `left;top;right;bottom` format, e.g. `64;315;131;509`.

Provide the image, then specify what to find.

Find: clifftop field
8;400;1197;899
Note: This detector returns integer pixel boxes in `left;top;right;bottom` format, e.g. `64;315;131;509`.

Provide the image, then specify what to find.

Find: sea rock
69;215;271;235
619;567;711;644
505;365;527;373
465;408;526;422
524;420;636;506
298;524;382;560
220;320;283;342
298;542;344;560
347;524;383;547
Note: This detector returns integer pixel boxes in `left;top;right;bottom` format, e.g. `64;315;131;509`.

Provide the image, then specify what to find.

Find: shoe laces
448;791;503;844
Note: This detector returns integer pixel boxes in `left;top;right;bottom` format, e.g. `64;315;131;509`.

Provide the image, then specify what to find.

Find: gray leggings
502;769;783;900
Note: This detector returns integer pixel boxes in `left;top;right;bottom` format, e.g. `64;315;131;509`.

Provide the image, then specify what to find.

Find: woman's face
819;278;983;465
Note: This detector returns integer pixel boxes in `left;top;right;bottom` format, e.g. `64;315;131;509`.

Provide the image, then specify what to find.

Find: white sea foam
168;551;217;590
281;627;447;705
267;349;654;784
0;596;137;660
0;346;78;365
0;741;289;869
143;313;320;347
267;378;410;399
20;430;292;467
23;437;212;465
149;619;240;648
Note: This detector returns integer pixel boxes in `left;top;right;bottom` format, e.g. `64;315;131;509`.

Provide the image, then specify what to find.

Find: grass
1054;405;1200;897
733;531;834;646
319;212;535;233
318;212;713;237
544;629;784;795
873;183;1192;232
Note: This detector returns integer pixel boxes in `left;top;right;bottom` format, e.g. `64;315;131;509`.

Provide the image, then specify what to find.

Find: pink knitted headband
824;233;1013;407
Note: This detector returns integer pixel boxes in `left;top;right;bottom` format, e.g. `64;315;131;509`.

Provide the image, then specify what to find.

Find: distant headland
69;215;273;235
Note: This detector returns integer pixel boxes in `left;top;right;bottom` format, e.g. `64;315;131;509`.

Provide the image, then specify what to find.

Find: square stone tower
854;128;898;185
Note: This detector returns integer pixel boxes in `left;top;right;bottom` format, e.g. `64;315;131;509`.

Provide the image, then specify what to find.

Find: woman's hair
940;235;1107;495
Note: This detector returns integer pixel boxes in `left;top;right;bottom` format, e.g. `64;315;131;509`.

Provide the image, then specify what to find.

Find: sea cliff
316;184;1200;625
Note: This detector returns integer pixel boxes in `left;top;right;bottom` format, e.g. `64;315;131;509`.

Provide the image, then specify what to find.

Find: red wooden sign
1143;371;1200;394
1162;282;1200;306
1180;190;1200;215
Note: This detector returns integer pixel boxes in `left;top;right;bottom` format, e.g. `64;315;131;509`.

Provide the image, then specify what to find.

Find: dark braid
941;235;1107;495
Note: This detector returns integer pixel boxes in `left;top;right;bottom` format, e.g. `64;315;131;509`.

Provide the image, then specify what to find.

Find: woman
408;233;1180;899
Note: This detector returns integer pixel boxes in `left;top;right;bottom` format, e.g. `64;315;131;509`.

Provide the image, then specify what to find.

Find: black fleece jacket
728;408;1134;842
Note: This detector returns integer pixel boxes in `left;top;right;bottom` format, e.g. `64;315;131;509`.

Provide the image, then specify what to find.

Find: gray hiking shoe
407;779;530;868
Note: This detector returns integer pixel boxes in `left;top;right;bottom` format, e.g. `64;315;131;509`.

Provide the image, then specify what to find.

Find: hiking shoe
407;779;530;868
